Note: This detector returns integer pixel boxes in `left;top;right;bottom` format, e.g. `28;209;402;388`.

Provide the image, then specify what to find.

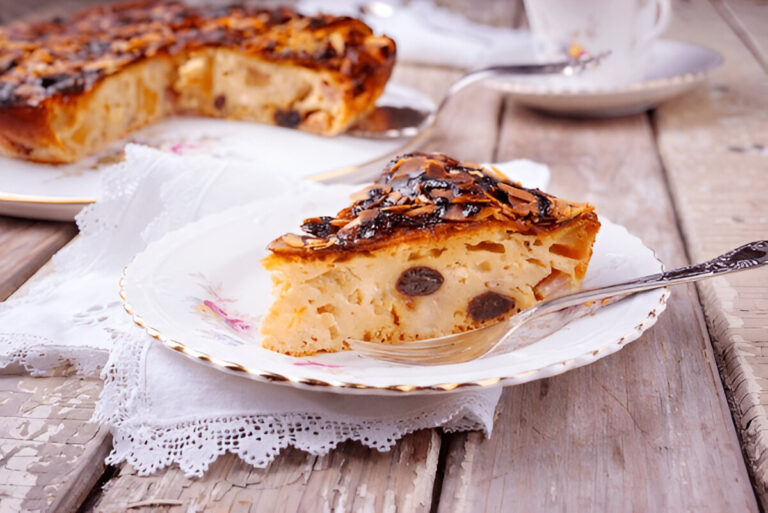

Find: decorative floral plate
121;182;668;396
0;83;432;221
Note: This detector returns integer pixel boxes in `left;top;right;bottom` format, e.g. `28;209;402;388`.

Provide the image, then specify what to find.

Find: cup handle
640;0;672;46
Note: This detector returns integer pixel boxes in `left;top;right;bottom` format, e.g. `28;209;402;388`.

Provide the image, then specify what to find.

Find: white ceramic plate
121;183;669;396
488;39;723;117
0;84;433;221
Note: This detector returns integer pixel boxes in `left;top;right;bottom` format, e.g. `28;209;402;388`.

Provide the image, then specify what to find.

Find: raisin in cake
260;152;601;356
0;1;395;163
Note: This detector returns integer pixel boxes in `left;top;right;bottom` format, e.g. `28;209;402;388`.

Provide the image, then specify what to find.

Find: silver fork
346;240;768;365
315;52;610;184
347;52;610;139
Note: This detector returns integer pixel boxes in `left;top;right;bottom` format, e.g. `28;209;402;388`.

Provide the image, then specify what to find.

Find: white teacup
524;0;671;88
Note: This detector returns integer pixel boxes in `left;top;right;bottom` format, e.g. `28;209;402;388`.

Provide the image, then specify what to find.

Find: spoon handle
538;240;768;315
435;54;608;114
445;63;578;97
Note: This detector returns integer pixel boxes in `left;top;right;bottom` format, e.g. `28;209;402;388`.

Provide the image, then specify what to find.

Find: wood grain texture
0;252;113;513
716;0;768;73
655;0;768;506
0;376;109;513
89;430;440;513
0;218;77;301
436;104;758;511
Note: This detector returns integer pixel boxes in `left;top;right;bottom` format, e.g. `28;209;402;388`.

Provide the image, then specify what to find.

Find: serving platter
0;83;433;221
488;39;723;117
121;181;669;396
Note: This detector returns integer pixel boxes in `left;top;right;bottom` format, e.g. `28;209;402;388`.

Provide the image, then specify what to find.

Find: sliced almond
356;208;379;224
499;183;536;203
429;188;454;199
329;218;349;227
380;204;412;214
282;233;306;248
404;205;435;217
473;207;497;220
443;204;474;221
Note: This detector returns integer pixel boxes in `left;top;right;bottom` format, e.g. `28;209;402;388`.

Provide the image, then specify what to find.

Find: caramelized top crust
269;152;597;256
0;0;396;108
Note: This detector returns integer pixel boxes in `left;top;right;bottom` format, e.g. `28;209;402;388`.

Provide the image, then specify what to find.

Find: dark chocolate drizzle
269;152;595;255
0;1;396;108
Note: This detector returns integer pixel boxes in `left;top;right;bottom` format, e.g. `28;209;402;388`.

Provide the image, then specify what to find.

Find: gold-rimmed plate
487;39;723;117
120;181;668;396
0;83;432;221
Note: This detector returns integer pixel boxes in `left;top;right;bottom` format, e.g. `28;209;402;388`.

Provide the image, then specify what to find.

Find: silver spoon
346;240;768;365
347;52;610;139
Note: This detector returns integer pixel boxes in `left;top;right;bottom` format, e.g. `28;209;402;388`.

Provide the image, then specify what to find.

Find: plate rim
119;214;671;395
488;39;724;97
0;192;95;205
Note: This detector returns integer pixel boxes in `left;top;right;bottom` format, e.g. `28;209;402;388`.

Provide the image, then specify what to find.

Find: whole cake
261;152;601;356
0;1;395;163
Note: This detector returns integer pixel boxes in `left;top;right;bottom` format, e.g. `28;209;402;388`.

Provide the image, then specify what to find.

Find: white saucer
487;39;723;117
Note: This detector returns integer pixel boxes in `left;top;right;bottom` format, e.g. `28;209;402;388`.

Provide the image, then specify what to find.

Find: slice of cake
0;1;395;163
261;152;601;356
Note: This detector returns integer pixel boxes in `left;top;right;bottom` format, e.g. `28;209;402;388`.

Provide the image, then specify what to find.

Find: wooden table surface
1;1;767;512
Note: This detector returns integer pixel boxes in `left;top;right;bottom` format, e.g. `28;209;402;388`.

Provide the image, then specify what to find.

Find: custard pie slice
0;1;395;163
261;152;600;356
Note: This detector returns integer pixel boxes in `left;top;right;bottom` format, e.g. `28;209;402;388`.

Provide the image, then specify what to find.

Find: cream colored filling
260;220;596;356
9;48;365;163
40;57;175;163
176;49;350;134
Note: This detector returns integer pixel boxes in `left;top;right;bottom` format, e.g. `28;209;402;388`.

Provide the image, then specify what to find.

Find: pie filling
261;152;601;356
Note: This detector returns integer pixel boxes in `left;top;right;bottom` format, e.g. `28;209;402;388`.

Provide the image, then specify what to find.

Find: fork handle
537;240;768;315
412;59;596;140
433;62;580;121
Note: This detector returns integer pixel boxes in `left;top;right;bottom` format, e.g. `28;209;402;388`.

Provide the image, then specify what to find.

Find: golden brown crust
0;104;50;158
268;152;598;257
0;56;177;162
0;1;396;162
0;1;394;108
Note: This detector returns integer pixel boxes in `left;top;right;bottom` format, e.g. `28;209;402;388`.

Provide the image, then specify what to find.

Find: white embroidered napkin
0;145;549;476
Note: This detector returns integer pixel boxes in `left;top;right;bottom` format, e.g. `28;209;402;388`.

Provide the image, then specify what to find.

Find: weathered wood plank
437;104;758;510
88;430;440;513
655;0;768;506
716;0;768;73
0;218;77;301
0;376;109;513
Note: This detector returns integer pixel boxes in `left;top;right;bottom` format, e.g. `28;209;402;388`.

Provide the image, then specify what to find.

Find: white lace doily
0;145;562;476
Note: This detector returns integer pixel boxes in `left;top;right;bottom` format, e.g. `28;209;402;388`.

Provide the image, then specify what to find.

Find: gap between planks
655;0;768;507
712;0;768;74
